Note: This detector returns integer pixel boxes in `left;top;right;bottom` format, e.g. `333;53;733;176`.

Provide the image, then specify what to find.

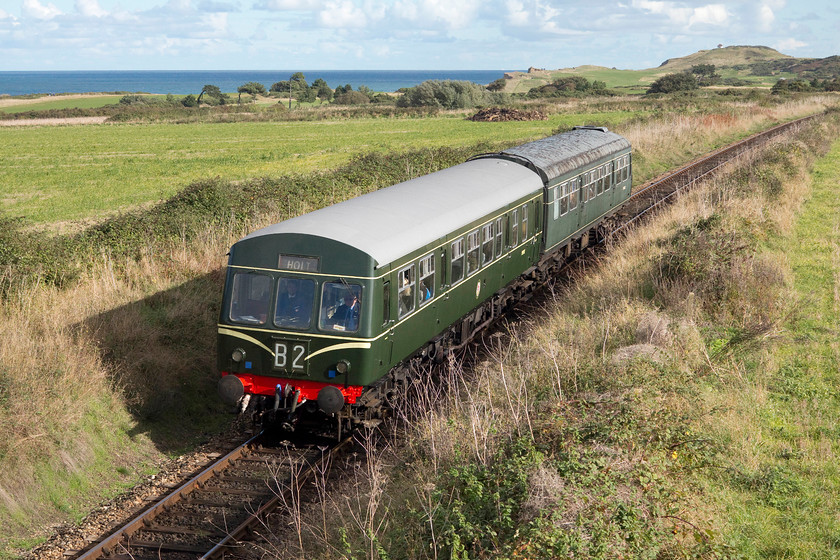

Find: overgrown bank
0;96;836;557
260;114;840;557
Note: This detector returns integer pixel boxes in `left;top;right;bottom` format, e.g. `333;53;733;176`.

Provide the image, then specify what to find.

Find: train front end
217;229;386;429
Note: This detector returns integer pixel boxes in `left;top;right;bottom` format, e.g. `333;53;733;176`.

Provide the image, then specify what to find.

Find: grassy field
0;112;631;225
504;65;794;94
0;95;126;114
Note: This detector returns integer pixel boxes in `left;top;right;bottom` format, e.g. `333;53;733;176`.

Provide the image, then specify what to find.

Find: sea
0;70;513;96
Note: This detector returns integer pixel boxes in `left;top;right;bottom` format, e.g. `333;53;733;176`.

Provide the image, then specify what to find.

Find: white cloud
255;0;323;9
76;0;108;18
413;0;480;29
631;0;732;29
773;37;806;51
501;1;589;38
22;0;62;20
689;4;728;26
317;0;368;28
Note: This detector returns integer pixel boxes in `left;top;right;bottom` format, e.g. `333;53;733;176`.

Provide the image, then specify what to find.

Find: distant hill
656;45;791;72
501;45;839;94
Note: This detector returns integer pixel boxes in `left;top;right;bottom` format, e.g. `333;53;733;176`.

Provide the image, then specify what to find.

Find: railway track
609;113;820;234
70;433;351;560
63;112;821;560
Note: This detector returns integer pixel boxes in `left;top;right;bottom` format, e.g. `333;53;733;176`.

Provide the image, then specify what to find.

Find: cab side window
398;265;415;318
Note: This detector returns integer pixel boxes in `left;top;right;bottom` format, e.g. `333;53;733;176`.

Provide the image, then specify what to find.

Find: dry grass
268;106;840;559
1;94;837;555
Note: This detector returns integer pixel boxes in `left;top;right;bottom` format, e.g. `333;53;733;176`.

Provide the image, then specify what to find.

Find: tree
312;78;333;102
237;81;267;103
181;94;198;107
487;78;507;92
270;80;290;93
396;80;500;109
771;78;811;94
197;84;222;104
646;73;698;94
289;72;309;98
690;64;721;86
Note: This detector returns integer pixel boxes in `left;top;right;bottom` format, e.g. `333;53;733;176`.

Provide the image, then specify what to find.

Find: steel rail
201;436;354;559
611;113;819;236
68;112;823;560
74;433;264;560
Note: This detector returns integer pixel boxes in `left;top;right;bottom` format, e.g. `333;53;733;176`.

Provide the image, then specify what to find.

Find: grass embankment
0;93;836;556
259;114;840;558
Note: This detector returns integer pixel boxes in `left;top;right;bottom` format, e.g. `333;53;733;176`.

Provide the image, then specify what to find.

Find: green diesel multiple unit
217;126;632;428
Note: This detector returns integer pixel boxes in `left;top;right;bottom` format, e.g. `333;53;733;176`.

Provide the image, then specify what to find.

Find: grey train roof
493;126;631;182
241;157;543;268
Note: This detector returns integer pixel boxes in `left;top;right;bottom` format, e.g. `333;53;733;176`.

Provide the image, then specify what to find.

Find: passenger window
481;223;494;266
520;204;528;241
229;272;272;325
319;281;362;332
466;229;480;275
450;238;465;285
569;184;578;210
419;253;435;306
605;164;612;189
398;265;415;318
553;186;560;220
494;218;503;257
274;277;316;330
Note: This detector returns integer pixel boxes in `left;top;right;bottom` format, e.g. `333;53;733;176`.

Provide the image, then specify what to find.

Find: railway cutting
64;112;822;560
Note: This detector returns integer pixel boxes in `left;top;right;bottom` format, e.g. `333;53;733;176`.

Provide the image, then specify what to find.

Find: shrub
527;76;608;98
646;73;699;94
333;90;370;105
396;80;502;109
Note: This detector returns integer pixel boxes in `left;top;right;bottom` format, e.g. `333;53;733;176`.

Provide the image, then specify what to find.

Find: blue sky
0;0;837;71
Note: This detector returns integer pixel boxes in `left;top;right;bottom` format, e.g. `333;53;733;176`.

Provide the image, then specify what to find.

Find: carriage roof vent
572;125;609;132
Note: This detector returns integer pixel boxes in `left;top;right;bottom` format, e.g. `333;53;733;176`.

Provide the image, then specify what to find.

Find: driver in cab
329;291;360;331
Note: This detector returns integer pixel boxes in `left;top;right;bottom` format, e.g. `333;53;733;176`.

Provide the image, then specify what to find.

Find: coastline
0;69;510;97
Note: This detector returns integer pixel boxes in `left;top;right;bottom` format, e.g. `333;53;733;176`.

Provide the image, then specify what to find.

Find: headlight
232;348;246;363
336;359;351;374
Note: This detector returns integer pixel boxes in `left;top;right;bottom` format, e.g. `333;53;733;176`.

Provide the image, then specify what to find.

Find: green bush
333;90;370;105
396;80;502;109
646;73;699;94
527;76;608;98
